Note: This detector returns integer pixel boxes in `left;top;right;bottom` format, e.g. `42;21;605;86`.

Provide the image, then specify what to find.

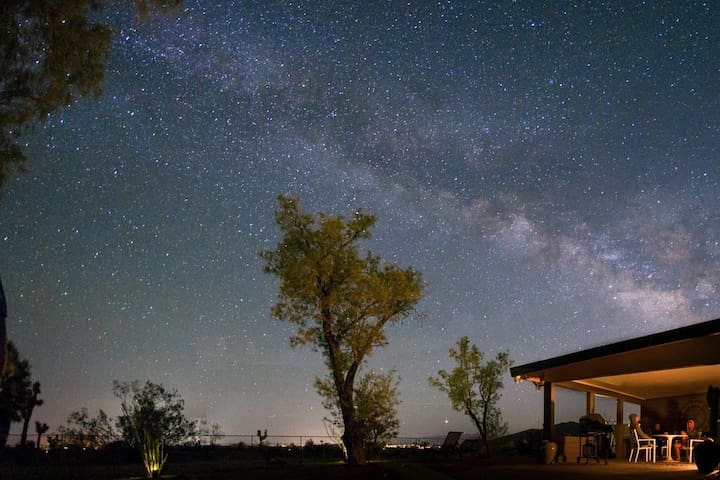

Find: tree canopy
113;380;195;447
51;407;116;449
429;336;512;456
261;195;424;464
0;0;181;188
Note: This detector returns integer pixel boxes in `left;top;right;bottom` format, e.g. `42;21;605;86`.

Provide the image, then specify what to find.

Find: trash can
543;440;558;464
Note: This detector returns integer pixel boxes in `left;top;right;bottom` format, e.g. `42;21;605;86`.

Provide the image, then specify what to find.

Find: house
510;318;720;459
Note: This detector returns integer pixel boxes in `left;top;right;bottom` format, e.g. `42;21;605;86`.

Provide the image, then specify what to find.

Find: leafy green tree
0;341;37;447
113;380;195;447
1;0;108;186
261;195;424;465
317;369;400;448
429;336;512;456
355;370;401;446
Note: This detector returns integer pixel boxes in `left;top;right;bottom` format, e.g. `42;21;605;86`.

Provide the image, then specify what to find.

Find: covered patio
510;318;720;460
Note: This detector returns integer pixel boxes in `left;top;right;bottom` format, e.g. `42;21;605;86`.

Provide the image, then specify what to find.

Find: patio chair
629;428;656;463
659;439;669;459
684;438;704;463
439;431;463;457
459;438;482;456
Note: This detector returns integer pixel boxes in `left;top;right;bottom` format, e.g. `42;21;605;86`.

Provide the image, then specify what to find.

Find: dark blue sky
1;1;718;439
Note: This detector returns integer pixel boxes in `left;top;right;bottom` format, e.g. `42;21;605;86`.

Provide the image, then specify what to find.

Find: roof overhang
510;319;720;403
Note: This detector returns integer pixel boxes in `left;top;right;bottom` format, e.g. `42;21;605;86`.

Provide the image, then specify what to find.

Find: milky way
1;1;718;440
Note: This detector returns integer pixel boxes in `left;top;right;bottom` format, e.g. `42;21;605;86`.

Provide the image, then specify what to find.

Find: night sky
2;1;719;440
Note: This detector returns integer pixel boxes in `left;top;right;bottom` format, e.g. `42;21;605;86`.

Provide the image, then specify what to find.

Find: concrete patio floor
429;458;715;480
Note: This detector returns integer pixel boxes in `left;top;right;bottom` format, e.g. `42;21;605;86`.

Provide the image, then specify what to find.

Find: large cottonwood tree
261;195;423;465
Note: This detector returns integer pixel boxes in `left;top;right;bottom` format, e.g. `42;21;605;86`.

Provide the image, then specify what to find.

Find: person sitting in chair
629;413;652;440
673;418;701;460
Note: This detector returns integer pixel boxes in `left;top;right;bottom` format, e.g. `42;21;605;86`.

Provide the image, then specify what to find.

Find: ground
0;456;714;480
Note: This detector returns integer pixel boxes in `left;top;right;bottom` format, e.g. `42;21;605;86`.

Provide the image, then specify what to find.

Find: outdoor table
653;434;687;461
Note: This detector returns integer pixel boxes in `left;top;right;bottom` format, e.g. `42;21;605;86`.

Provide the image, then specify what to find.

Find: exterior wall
641;393;709;434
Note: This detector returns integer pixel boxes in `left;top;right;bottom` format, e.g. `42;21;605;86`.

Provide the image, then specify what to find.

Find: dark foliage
0;0;182;189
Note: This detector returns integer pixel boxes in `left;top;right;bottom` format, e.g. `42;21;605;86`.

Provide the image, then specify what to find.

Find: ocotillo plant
137;429;167;479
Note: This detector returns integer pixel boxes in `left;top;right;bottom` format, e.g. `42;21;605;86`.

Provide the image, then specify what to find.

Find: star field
1;1;719;439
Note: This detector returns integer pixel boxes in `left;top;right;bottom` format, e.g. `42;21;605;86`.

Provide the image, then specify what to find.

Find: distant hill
406;422;582;452
501;421;581;441
490;422;581;455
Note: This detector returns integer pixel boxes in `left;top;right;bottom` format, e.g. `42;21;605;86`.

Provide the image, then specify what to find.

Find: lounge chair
439;431;463;456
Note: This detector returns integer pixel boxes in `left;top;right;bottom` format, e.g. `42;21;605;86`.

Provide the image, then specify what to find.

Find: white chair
658;438;668;459
629;428;656;463
686;438;704;463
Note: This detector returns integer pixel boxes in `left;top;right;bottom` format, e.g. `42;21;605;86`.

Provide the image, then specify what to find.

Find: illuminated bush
138;428;167;479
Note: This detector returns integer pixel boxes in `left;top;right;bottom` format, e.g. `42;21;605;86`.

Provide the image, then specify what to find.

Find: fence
6;432;445;449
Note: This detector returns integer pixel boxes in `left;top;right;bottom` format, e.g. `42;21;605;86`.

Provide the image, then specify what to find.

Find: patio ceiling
555;364;720;403
511;318;720;403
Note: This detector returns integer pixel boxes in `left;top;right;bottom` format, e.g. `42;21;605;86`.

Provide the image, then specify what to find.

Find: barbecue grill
577;413;613;464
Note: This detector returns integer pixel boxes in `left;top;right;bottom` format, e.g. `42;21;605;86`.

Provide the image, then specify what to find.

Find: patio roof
510;318;720;403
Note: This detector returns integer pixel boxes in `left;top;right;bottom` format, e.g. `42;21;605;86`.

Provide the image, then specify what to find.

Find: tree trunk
322;307;367;465
0;274;7;376
338;387;367;465
468;410;489;457
0;415;10;448
20;416;30;446
342;422;367;465
0;276;7;450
